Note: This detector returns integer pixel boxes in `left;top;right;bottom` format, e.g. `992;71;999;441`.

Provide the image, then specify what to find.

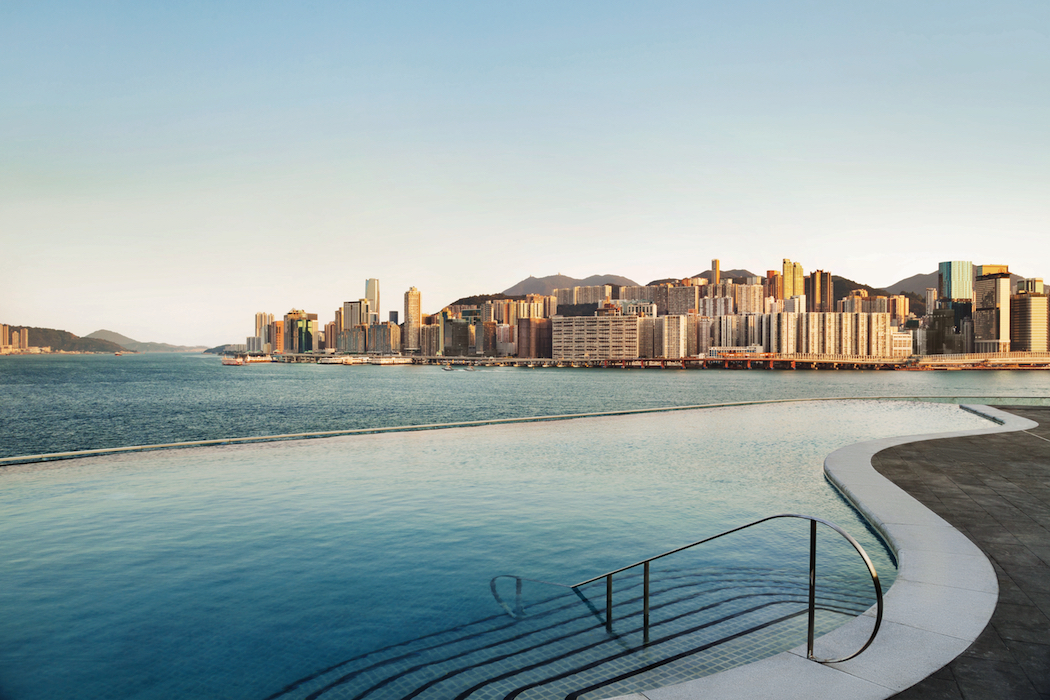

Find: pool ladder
491;513;884;664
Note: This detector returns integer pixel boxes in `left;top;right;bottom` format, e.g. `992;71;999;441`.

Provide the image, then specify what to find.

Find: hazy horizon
3;1;1047;347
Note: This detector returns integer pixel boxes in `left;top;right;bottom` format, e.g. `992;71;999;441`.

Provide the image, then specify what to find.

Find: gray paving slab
605;404;1042;700
877;406;1050;699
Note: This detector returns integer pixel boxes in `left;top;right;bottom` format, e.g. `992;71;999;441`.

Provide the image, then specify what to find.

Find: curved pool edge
606;404;1039;700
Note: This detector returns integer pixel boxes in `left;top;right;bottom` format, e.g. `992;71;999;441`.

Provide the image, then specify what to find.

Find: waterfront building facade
974;268;1012;353
283;310;318;353
420;323;442;356
1010;292;1049;352
367;322;401;354
517;318;553;358
552;315;639;360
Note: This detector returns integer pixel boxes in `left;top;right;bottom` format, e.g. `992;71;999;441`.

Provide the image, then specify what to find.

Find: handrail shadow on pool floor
490;513;884;665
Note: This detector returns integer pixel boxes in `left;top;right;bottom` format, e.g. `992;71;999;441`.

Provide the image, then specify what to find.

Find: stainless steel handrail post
492;513;884;663
807;518;817;658
643;561;651;645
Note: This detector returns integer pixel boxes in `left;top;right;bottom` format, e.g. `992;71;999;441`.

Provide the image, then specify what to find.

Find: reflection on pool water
0;400;990;699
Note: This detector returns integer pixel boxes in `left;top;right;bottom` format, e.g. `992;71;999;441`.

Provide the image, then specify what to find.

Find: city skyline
2;2;1047;347
208;253;1044;364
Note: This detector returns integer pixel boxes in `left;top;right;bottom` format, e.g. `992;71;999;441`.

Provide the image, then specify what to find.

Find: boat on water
221;356;246;366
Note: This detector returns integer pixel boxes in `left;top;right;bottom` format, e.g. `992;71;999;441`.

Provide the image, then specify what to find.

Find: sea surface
0;355;1047;699
1;353;1049;459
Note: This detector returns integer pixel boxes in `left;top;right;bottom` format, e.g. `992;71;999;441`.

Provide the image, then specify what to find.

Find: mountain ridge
86;329;206;353
501;274;639;297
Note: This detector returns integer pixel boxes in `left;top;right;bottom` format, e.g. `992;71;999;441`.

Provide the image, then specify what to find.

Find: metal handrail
490;513;883;664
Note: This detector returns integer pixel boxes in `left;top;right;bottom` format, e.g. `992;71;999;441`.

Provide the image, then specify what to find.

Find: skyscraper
938;261;974;302
765;270;783;300
254;312;274;349
404;287;421;353
711;259;720;286
925;288;938;315
804;270;834;313
1010;292;1048;352
974;267;1011;353
365;279;380;318
283;309;318;353
782;259;804;299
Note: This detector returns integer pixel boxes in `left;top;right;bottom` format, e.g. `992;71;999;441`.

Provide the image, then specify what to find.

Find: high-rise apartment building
889;295;910;324
403;286;421;353
925;288;938;315
420;323;441;356
612;300;657;317
938;261;974;302
782;260;804;299
365;278;380;318
765;270;784;300
552;285;613;306
620;285;657;303
517;318;553;358
254;313;274;345
667;285;700;316
0;324;8;348
716;314;742;348
711;259;720;286
732;284;765;315
554;287;576;306
804;270;834;313
698;296;734;317
654;315;687;358
343;299;371;329
270;321;284;354
367;322;401;354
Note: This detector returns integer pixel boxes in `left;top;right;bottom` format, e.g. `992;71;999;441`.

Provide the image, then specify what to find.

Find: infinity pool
0;400;990;699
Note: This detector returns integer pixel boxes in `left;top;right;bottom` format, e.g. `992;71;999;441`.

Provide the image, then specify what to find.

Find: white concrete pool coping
609;404;1039;700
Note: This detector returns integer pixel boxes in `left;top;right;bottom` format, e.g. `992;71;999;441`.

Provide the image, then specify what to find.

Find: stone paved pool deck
610;404;1049;700
877;405;1050;700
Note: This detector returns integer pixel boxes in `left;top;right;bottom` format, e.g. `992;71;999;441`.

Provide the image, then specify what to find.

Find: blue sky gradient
2;1;1047;345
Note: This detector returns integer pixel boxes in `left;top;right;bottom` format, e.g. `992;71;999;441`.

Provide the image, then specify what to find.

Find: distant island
0;326;208;355
1;326;125;353
85;330;207;354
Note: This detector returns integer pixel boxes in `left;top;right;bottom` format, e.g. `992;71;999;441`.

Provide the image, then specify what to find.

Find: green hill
4;326;125;353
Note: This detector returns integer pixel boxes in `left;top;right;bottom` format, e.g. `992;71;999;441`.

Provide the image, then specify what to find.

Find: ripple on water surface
0;400;994;699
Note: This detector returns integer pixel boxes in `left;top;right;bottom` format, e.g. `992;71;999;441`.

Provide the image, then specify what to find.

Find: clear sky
2;1;1047;347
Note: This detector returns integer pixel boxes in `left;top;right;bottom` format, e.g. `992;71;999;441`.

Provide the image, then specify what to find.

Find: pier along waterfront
258;351;1050;371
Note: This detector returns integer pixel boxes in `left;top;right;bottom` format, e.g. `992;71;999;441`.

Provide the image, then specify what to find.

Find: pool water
0;400;990;699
